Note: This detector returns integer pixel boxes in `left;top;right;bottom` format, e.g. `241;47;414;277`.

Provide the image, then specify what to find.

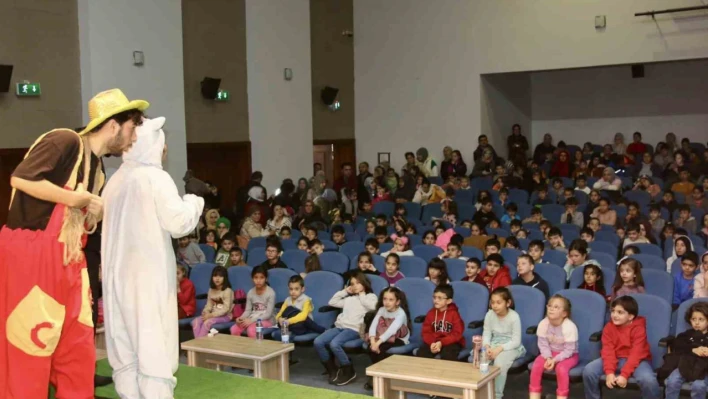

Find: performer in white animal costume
101;116;204;398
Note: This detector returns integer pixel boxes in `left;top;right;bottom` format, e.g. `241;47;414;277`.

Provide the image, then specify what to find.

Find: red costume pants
0;203;95;399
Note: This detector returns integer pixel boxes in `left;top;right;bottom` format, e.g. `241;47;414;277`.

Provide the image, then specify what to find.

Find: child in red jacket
581;296;660;399
177;263;196;319
479;254;512;292
418;284;465;360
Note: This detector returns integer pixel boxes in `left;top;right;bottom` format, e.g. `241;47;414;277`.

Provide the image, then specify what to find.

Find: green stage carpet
49;359;369;399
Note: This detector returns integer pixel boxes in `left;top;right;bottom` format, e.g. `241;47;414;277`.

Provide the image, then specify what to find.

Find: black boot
336;363;357;386
321;359;339;383
364;376;374;390
94;374;113;387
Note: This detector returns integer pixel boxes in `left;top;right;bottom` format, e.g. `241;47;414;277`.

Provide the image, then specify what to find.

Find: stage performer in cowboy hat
102;116;203;398
0;88;148;399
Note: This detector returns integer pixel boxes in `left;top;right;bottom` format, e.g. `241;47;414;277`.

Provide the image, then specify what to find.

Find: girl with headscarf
240;207;271;239
550;150;572;178
416;147;439;177
216;216;231;239
441;150;467;180
199;209;220;243
593;167;622;191
665;235;695;273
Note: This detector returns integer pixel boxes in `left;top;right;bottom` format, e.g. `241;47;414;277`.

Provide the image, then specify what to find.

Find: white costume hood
101;117;204;397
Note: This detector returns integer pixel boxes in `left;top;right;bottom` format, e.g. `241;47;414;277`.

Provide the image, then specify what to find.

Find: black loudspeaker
321;86;339;105
0;65;13;92
200;77;221;99
631;64;644;79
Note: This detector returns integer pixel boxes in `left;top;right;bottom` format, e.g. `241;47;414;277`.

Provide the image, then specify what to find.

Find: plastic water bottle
256;319;263;340
472;335;483;368
281;320;290;344
479;348;489;374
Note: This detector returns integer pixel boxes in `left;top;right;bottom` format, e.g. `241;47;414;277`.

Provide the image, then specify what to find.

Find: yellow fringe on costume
9;129;104;265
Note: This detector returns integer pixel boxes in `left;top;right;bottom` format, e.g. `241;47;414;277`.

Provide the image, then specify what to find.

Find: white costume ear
150;116;166;130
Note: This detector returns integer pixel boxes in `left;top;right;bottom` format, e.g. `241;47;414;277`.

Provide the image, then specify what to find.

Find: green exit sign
16;83;41;97
215;89;229;102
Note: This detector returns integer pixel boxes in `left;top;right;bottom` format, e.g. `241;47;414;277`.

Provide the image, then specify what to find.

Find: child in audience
260;242;288;270
460;219;473;229
479;287;526;399
533;187;553;208
470;223;485;236
458;176;472;191
365;238;380;255
192;266;233;337
349;252;379;277
365;287;412;388
580;227;595;244
214;232;236;267
375;214;388;227
365;219;376;236
575;174;591;195
671;168;696;197
301;253;322;278
393;219;408;237
496;188;510;207
425;258;451;286
582;296;659;399
512;254;550;300
667;235;695;273
623;223;650;247
381;254;406;285
529;295;579;399
480;254;512;292
500;203;520;224
297;237;310;251
473;198;499;228
610;257;646;300
331;225;347;247
229;248;246;267
694;252;708;298
381;234;414;257
523;207;544;225
463;258;485;284
372;185;392;205
660;302;708;399
484;238;502;258
587;217;601;233
564;239;601;280
623;245;640;257
374;226;390;244
315;271;377;385
280;226;292;240
273;275;325;340
505;236;521;250
310;239;325;256
674;251;699;305
420;284;465;360
551;178;565;202
475;190;491;211
231;266;276;337
177;235;206;266
439;242;468;260
674;204;697;234
422;230;437;246
577;264;606;297
305;226;318;241
509;219;522;236
547;227;567;253
515;229;528;240
561;197;584;228
527;240;545;265
440;199;459;227
177;263;196;319
204;229;219;250
659;191;680;217
540;220;553;240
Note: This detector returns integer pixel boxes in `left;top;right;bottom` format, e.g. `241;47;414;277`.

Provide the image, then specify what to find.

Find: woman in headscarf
273;179;297;212
441;150;467;180
393;174;416;203
293;199;324;229
199;208;220;243
592;167;622;191
550;150;572;178
471;149;495;178
307;171;326;201
416;147;439;177
244;185;269;227
412;177;446;205
385;168;398;194
216;216;231;239
240;207;271;239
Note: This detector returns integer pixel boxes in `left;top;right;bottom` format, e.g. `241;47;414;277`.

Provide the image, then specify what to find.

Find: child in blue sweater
673;251;699;306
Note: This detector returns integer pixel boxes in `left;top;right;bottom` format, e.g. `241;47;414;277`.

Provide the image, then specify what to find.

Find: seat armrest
319;305;339;313
589;331;602;342
275;302;284;309
468;320;484;329
195;293;208;300
414;315;426;323
659;335;675;348
236;298;247;305
526;325;538;335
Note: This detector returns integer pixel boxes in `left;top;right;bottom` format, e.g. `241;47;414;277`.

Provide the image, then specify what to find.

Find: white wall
354;0;708;170
530;59;708;148
481;73;532;158
246;0;313;193
78;0;187;190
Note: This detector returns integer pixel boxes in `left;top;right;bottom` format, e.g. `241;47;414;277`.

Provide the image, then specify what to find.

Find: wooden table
366;355;499;399
181;334;294;382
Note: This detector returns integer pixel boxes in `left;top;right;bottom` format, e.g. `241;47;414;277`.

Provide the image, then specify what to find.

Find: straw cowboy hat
78;89;149;135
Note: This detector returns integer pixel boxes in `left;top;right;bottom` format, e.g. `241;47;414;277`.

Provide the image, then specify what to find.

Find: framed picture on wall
377;152;390;165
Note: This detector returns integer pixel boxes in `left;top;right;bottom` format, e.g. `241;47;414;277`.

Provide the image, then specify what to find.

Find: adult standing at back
102;116;204;398
507;124;529;165
333;162;358;200
534;133;556;165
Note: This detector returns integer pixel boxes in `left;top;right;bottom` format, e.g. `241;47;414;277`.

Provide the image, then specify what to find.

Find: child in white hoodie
314;271;377;386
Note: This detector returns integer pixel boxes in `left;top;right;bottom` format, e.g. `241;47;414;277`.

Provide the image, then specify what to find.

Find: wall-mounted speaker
321;86;339;105
201;77;221;99
0;65;13;93
631;64;644;79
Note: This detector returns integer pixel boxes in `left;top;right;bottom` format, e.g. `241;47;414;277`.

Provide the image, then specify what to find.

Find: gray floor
179;344;644;398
